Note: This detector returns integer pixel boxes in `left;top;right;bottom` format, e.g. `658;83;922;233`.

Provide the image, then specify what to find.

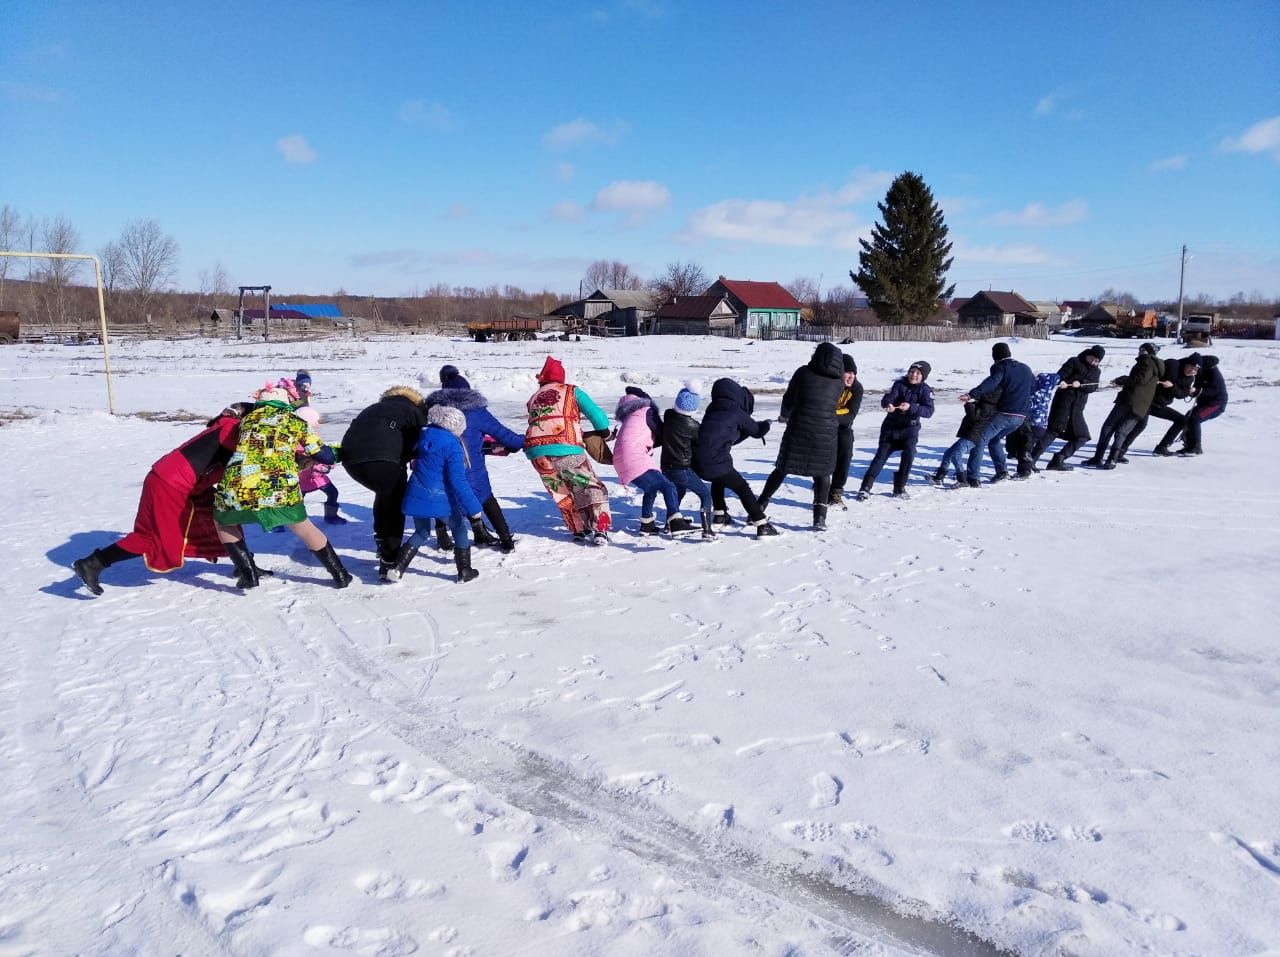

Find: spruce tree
852;172;954;325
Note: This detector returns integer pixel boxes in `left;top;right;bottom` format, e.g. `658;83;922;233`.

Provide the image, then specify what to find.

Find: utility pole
1176;244;1187;339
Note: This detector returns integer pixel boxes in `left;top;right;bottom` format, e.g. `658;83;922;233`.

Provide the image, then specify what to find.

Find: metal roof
274;303;343;318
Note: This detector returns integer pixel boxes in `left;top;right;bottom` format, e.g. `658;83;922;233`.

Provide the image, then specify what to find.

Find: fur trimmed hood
380;385;424;404
615;393;652;420
425;386;488;411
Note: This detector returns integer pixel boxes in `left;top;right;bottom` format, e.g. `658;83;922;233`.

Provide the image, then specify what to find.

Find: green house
705;277;803;338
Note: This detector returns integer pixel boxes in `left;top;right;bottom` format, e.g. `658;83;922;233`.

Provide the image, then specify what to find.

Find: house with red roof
653;294;738;335
704;277;802;339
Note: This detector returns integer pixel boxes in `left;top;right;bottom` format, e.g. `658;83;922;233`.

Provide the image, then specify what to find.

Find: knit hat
842;353;857;374
439;364;471;390
1139;342;1159;356
428;403;467;436
276;377;302;403
992;342;1012;361
537;356;565;384
1086;345;1106;361
252;380;292;404
907;360;931;381
295;369;312;393
1183;352;1203;369
675;378;703;413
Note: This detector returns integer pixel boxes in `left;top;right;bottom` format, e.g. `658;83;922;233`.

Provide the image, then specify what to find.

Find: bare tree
99;240;126;316
1095;287;1140;308
648;260;708;307
583;259;643;292
40;215;83;326
0;204;21;308
785;276;820;305
118;218;180;321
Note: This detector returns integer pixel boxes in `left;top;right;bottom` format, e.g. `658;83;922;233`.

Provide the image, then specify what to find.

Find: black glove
759;419;772;438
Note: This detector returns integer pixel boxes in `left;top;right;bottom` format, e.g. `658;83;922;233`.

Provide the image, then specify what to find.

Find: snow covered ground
2;332;1278;956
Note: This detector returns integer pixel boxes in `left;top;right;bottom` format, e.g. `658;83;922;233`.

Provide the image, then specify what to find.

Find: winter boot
988;470;1009;485
1177;446;1202;456
483;499;516;552
224;540;260;590
639;516;661;535
700;508;716;540
955;469;968;486
1101;448;1119;470
828;488;844;507
453;547;480;583
928;468;946;488
1153;444;1174;457
434;521;454;551
592;530;610;546
754;519;780;538
1082;453;1105;468
572;530;589;543
387;543;419;582
666;514;694;534
812;504;828;531
312;542;353;588
966;477;982;489
470;517;500;547
892;484;910;499
323;502;348;525
73;550;108;596
1047;454;1073;472
375;537;399;581
712;509;736;527
855;489;870;502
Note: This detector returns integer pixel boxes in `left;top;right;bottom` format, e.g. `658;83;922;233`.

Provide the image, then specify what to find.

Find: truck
0;310;18;344
1179;312;1216;345
467;315;552;342
1115;308;1157;339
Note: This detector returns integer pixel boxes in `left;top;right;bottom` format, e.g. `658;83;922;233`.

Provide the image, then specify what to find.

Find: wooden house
653;295;738;335
704;277;802;338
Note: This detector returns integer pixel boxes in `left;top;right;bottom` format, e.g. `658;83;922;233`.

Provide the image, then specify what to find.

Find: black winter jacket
1150;356;1199;410
659;409;699;471
1115;352;1164;417
956;388;1002;443
693;378;770;479
341;390;428;466
773;341;845;475
1193;356;1227;409
1047;352;1101;439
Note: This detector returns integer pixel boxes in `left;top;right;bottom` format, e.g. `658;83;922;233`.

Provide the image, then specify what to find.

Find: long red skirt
116;471;226;572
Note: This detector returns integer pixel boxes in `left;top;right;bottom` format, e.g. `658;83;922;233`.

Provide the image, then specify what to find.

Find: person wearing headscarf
214;382;352;588
524;356;613;544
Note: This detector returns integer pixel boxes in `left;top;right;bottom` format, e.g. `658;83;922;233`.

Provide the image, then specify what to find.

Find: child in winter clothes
857;360;935;500
691;378;777;537
614;391;692;535
1005;371;1060;478
393;404;486;583
278;375;348;525
661;380;717;538
930;387;1001;488
426;364;524;552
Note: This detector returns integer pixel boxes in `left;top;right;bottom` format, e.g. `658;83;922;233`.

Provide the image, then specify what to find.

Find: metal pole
263;285;271;341
1176;244;1186;339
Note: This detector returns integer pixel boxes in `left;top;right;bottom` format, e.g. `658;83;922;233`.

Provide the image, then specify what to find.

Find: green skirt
214;503;307;531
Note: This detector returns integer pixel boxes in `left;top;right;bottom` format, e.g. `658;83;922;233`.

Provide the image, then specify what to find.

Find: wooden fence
755;323;1052;343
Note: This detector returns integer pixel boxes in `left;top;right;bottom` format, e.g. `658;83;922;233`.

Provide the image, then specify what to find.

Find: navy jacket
969;358;1035;416
879;377;935;432
1194;356;1227;409
693;378;770;479
424;387;524;501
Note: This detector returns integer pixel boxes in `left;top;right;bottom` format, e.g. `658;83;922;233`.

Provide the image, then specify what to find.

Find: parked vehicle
1116;308;1157;339
1179;312;1216;345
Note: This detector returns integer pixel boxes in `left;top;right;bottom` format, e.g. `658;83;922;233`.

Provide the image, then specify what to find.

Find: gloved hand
759;419;772;438
328;443;342;463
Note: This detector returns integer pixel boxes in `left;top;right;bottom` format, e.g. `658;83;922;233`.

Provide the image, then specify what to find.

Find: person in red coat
72;403;265;595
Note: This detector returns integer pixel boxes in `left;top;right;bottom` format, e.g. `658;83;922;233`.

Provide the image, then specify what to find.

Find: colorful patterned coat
215;401;327;512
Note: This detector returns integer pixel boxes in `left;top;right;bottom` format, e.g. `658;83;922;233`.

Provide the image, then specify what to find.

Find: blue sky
3;0;1278;303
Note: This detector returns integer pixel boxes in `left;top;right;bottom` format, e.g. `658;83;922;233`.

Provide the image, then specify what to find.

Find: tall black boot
387;542;419;582
312;542;353;588
812;503;828;531
374;536;399;581
454;546;479;583
434;520;453;551
700;507;716;540
224;540;260;589
469;516;500;547
484;497;515;552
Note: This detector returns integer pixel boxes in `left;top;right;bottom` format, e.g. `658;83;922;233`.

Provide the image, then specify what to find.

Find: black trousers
343;460;408;553
759;469;833;507
1092;404;1138;460
1121;405;1186;453
860;433;916;493
708;469;767;522
831;427;855;491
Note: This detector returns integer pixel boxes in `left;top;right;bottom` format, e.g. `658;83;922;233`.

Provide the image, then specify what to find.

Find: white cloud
555;162;576;183
1;81;60;103
1219;115;1280;162
398;99;453;130
986;199;1087;228
1034;89;1065;116
549;201;587;223
542;118;627;150
953;243;1053;265
680;169;893;248
592;180;671;212
276;134;317;165
1147;154;1188;173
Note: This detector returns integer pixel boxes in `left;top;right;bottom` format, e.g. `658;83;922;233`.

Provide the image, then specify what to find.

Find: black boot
454;546;479;583
928;468;946;487
1153;444;1174;457
639;517;661;535
754;519;780;538
813;503;828;531
434;521;453;551
224;540;259;589
375;537;399;581
470;516;500;547
323;502;348;525
700;508;716;540
387;542;419;582
73;550;107;595
483;498;516;552
712;509;736;526
1047;454;1074;472
666;514;695;534
312;542;353;588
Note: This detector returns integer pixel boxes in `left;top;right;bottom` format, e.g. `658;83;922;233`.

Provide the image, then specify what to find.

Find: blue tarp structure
238;303;344;320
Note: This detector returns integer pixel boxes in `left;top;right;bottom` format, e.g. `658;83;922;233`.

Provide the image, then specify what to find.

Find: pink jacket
612;394;657;486
295;405;331;492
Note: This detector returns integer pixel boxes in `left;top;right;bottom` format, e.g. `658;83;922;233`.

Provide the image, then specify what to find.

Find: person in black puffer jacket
1120;353;1201;457
757;341;846;529
341;385;430;578
660;380;716;538
1033;345;1105;471
857;360;935;499
692;377;777;537
1179;355;1227;455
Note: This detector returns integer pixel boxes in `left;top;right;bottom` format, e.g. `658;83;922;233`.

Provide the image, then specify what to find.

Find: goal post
0;250;116;414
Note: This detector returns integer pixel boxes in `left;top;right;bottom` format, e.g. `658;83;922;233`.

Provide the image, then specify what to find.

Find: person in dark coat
828;353;864;506
930;388;1000;487
341;385;430;579
1179;354;1227;455
1084;342;1166;469
661;380;717;538
1120;353;1201;457
961;341;1035;484
856;360;935;500
692;377;778;537
757;341;845;529
1032;345;1105;471
426;365;524;552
